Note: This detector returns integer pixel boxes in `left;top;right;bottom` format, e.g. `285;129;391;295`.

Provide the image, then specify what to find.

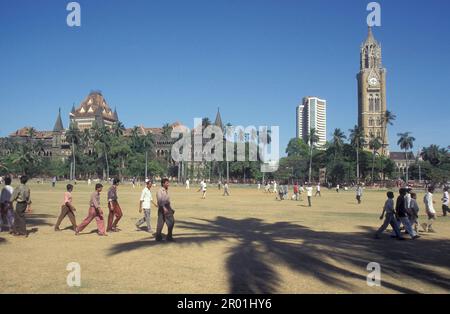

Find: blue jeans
399;216;417;238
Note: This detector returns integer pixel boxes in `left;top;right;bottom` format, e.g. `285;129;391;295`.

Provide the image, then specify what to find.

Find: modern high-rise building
296;96;327;148
357;27;389;155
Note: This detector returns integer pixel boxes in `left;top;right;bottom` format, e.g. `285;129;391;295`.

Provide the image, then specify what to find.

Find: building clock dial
368;77;378;86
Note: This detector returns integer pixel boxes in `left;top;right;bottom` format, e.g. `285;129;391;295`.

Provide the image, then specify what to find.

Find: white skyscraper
296;97;327;148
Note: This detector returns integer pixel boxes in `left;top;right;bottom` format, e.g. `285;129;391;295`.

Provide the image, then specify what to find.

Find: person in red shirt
293;183;300;201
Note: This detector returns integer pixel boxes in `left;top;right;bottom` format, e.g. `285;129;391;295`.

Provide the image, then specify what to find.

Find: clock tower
357;27;389;155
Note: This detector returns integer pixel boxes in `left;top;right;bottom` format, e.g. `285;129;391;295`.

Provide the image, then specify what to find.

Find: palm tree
368;136;382;184
306;128;319;183
65;123;81;180
331;128;346;163
381;110;396;155
112;121;126;138
27;127;37;144
421;145;444;166
397;132;416;183
92;124;112;180
349;126;365;184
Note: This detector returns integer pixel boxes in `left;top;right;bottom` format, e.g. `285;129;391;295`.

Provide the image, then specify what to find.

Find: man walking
54;184;77;232
442;187;449;216
306;184;313;207
356;184;363;204
293;182;299;201
223;182;230;196
136;179;158;233
375;191;403;239
0;177;14;233
422;187;437;233
10;175;32;237
107;178;123;232
76;183;106;236
156;178;175;242
315;183;321;197
396;188;420;239
198;180;207;199
185;178;190;190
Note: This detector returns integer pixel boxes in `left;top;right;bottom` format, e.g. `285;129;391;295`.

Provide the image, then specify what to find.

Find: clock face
369;77;378;86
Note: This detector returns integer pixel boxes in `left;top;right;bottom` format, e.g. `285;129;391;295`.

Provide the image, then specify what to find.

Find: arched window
369;118;374;127
375;95;381;112
369;95;374;112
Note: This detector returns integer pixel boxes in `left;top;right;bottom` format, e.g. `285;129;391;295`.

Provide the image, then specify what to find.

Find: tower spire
214;107;223;130
53;107;64;132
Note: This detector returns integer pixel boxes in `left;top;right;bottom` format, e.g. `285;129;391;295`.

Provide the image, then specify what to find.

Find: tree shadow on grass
109;217;450;293
26;213;55;227
0;237;6;244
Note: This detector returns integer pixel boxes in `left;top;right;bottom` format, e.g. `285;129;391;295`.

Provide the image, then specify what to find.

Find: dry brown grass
0;181;449;294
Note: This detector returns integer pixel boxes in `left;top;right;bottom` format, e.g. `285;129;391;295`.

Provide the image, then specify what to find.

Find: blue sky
0;0;449;154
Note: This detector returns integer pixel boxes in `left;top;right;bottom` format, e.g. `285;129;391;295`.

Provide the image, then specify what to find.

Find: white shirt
140;187;153;209
442;191;449;206
316;185;321;191
405;193;412;209
201;182;207;191
424;192;435;214
306;187;313;197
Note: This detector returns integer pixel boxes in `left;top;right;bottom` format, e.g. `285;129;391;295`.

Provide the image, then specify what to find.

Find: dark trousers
356;195;361;204
55;205;77;230
307;196;311;207
156;208;175;240
107;201;123;231
13;202;28;235
443;205;449;216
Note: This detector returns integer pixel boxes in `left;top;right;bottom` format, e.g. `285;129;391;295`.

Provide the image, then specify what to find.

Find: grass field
0;181;449;294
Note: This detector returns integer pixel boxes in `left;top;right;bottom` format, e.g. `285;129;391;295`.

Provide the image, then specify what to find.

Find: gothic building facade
357;27;389;155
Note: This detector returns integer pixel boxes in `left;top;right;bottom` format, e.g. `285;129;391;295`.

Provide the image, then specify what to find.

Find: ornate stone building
357;27;389;155
70;91;118;130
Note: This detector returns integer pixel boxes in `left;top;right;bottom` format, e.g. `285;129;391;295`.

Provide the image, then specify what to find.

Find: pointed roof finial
53;107;64;132
364;25;378;45
214;107;223;130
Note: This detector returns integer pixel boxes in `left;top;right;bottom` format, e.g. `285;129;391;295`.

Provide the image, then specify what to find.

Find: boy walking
54;184;77;231
0;177;14;232
375;191;402;239
422;187;437;233
136;179;158;233
10;175;32;237
107;178;123;232
76;183;106;236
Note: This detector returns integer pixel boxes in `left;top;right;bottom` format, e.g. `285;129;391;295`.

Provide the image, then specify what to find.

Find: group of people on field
0;176;176;242
374;186;449;240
